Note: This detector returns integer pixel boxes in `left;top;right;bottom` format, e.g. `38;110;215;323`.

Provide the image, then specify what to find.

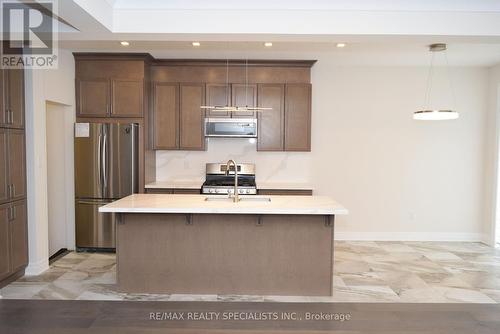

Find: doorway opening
45;101;75;257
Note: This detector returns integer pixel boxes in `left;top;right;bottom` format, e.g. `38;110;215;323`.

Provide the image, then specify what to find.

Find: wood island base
116;213;335;296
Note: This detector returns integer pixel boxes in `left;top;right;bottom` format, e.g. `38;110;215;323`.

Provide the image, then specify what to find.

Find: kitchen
2;1;500;332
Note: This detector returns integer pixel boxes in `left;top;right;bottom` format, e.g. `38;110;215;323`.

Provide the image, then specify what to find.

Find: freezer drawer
76;200;116;249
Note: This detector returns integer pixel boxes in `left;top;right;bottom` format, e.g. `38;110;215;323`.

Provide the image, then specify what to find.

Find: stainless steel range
202;163;257;195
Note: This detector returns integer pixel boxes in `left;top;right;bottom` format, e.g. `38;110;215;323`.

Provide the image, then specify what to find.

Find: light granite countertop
145;180;203;189
99;194;348;215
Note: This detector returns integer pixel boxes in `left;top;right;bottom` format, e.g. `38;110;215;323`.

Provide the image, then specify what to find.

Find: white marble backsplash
155;138;312;183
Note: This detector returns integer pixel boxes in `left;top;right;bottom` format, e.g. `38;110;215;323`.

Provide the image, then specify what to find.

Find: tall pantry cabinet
0;68;28;288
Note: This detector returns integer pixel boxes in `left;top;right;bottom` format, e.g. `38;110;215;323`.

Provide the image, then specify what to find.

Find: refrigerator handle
103;131;108;190
131;124;137;193
97;133;102;189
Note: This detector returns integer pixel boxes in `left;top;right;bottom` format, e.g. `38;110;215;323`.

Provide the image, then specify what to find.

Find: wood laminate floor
1;241;500;303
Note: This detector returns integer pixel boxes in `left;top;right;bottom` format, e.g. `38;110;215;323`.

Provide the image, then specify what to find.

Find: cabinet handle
6;109;11;124
12;206;16;220
8;184;12;198
9;110;14;124
8;207;13;221
11;184;15;198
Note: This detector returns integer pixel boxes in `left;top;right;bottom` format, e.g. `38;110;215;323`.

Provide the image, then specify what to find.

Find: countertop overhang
99;194;348;215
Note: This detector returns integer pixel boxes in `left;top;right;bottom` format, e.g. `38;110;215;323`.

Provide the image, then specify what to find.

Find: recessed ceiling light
336;43;346;48
120;41;130;46
192;42;201;47
264;42;273;47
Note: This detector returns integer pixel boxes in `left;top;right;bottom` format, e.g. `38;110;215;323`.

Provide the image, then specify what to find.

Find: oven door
205;118;257;138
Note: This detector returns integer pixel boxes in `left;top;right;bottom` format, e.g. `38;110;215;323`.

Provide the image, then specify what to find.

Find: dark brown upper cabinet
77;78;144;118
231;84;257;118
8;130;26;201
284;84;311;152
7;70;25;128
0;129;25;205
153;83;178;150
74;55;149;119
257;84;285;151
0;70;4;126
205;84;230;118
76;79;110;117
111;79;144;117
1;69;24;129
0;129;8;204
179;83;205;150
153;82;206;151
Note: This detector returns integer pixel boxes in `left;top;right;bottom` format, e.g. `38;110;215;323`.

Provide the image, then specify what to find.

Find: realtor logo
1;0;58;69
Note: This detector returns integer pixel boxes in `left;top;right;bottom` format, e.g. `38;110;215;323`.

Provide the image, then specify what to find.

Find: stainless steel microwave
204;118;257;138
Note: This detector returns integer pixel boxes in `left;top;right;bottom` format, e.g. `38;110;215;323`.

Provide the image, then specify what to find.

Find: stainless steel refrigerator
74;123;138;249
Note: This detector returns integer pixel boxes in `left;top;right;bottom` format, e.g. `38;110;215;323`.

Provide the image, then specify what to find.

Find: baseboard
25;258;49;276
335;232;484;242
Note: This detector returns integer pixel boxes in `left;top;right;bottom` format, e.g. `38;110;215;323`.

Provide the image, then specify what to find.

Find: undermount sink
204;196;272;203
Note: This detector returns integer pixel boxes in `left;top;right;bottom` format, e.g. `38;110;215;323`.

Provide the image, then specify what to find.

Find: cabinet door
257;84;285;151
231;84;257;118
8;130;26;201
284;84;311;152
6;69;24;128
10;201;28;273
179;83;205;150
0;129;8;204
76;79;110;117
0;70;6;127
205;84;230;117
153;83;178;149
111;79;144;117
0;205;10;281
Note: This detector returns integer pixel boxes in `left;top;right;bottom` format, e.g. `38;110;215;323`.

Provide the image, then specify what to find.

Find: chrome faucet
225;159;239;202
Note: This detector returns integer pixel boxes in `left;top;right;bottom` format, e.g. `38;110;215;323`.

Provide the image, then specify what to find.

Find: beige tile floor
1;241;500;303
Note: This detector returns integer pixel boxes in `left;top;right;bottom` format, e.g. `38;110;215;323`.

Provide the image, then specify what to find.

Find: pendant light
200;57;272;113
414;43;459;121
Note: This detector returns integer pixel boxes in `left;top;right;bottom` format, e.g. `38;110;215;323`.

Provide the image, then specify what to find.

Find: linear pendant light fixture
414;43;459;121
200;58;272;113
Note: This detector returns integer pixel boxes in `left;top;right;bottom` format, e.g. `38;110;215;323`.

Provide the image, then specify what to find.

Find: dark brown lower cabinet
0;205;10;280
258;189;313;196
145;188;200;194
0;200;28;286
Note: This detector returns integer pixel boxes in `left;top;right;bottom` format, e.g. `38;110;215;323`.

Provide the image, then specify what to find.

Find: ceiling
51;0;500;66
111;0;500;11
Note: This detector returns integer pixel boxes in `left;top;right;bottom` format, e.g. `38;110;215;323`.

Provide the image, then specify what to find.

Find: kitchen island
100;194;348;296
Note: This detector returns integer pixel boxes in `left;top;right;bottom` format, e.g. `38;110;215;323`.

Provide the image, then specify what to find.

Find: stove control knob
209;189;215;193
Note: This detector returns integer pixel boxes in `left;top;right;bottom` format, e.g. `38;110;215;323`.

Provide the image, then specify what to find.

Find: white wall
46;102;73;256
485;64;500;245
25;49;75;275
156;53;489;241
